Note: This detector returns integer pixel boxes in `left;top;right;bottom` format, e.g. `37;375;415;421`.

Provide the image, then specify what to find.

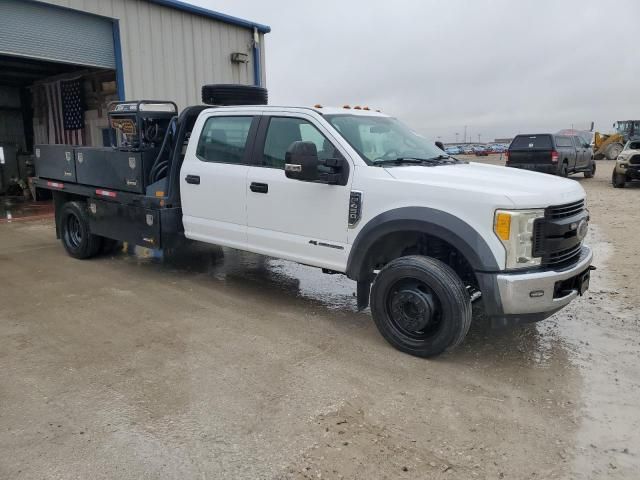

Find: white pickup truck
34;85;593;357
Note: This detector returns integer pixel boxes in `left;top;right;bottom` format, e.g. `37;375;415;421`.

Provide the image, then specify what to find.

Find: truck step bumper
476;246;593;326
496;246;593;315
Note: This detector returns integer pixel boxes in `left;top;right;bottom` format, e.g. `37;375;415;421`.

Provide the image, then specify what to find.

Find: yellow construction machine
593;120;640;160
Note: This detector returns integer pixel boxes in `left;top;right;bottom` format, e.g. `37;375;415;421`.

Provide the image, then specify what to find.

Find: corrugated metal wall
39;0;266;109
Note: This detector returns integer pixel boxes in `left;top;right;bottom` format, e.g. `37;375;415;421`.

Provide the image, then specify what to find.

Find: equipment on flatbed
593;120;640;160
34;101;178;194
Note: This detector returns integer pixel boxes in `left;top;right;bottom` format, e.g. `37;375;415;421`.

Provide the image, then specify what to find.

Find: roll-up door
0;0;115;69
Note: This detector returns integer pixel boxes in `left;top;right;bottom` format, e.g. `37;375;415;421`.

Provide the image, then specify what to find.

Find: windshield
325;114;446;165
617;121;631;134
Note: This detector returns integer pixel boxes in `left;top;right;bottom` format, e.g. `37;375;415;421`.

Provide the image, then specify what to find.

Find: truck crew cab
34;85;593;358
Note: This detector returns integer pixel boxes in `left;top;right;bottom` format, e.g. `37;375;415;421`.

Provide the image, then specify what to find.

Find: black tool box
34;144;76;182
75;147;158;194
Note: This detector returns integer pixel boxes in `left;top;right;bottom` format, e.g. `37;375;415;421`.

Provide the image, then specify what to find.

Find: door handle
185;175;200;185
250;182;269;194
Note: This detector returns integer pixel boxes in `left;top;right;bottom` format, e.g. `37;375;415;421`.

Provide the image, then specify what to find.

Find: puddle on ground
117;242;360;312
0;198;53;221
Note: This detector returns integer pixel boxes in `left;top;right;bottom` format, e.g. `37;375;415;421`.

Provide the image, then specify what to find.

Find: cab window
555;136;573;148
262;117;340;169
196;116;253;164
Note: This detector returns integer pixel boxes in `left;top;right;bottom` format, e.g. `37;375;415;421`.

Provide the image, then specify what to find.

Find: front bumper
476;246;593;326
618;164;640;180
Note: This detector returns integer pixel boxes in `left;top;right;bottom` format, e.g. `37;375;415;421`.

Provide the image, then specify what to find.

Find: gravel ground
0;156;638;479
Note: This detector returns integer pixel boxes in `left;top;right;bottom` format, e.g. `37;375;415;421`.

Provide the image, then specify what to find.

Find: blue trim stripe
112;20;126;100
145;0;270;33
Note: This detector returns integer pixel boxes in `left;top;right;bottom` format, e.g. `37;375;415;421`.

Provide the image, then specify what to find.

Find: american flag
45;78;84;145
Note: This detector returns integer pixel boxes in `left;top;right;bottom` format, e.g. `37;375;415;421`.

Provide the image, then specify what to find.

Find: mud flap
357;281;371;311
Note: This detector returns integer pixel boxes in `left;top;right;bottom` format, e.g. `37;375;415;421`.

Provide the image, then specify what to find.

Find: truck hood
383;162;586;207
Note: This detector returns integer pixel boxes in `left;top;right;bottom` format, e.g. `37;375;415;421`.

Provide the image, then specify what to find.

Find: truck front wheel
612;170;626;188
59;201;103;259
370;255;471;357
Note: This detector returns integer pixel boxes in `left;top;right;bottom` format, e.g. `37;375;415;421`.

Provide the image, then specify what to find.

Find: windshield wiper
424;155;461;164
374;157;427;166
374;156;459;166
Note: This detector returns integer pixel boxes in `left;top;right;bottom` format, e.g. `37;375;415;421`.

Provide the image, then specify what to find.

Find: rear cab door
554;135;576;170
180;109;260;250
571;136;588;169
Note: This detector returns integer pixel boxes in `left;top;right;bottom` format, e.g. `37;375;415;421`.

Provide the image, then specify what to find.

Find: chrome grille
547;200;585;220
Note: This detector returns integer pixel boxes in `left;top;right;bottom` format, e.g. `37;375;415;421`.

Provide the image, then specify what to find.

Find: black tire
201;84;268;106
584;161;596;178
59;201;103;259
559;162;569;177
612;170;626;188
370;255;471;358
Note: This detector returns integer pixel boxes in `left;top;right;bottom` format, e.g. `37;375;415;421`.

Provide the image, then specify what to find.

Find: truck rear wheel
584;161;596;178
370;255;471;357
59;201;103;259
559;162;568;177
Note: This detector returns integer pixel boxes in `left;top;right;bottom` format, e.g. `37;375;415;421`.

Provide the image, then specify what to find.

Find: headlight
494;209;545;269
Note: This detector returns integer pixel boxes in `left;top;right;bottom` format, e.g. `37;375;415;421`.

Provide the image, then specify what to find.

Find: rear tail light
505;150;510;163
551;150;559;163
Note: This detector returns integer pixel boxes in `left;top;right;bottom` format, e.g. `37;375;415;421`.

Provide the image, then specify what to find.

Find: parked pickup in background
506;134;596;178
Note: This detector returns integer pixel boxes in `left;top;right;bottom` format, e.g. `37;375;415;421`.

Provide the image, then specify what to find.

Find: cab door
572;136;587;169
245;113;354;271
180;112;259;250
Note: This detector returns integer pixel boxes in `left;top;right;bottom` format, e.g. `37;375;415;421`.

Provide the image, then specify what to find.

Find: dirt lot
1;157;639;479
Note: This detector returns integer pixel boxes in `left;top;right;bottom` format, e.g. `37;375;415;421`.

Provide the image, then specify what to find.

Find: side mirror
285;141;320;182
285;141;348;185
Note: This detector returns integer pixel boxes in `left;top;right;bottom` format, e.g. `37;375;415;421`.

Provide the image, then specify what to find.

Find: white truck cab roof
202;105;390;117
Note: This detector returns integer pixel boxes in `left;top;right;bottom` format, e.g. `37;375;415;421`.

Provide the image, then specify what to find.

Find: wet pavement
0;197;53;223
0;159;639;479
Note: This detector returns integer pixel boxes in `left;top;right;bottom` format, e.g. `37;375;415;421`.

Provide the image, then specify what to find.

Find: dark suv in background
506;134;595;178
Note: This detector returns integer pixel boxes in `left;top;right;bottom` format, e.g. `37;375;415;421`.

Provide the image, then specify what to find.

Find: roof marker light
354;106;362;110
343;105;351;109
314;104;323;108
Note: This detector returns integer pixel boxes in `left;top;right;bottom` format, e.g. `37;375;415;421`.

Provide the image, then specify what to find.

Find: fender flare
346;207;500;280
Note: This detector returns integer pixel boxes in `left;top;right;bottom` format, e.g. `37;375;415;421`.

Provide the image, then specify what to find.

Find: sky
191;0;639;143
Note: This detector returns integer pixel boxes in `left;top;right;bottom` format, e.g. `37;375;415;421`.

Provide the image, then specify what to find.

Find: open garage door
0;0;116;69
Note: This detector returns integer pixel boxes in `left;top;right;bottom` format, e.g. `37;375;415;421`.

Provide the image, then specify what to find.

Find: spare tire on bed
201;84;268;106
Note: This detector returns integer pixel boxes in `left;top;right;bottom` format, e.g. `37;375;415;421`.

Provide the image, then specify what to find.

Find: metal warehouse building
0;0;269;193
